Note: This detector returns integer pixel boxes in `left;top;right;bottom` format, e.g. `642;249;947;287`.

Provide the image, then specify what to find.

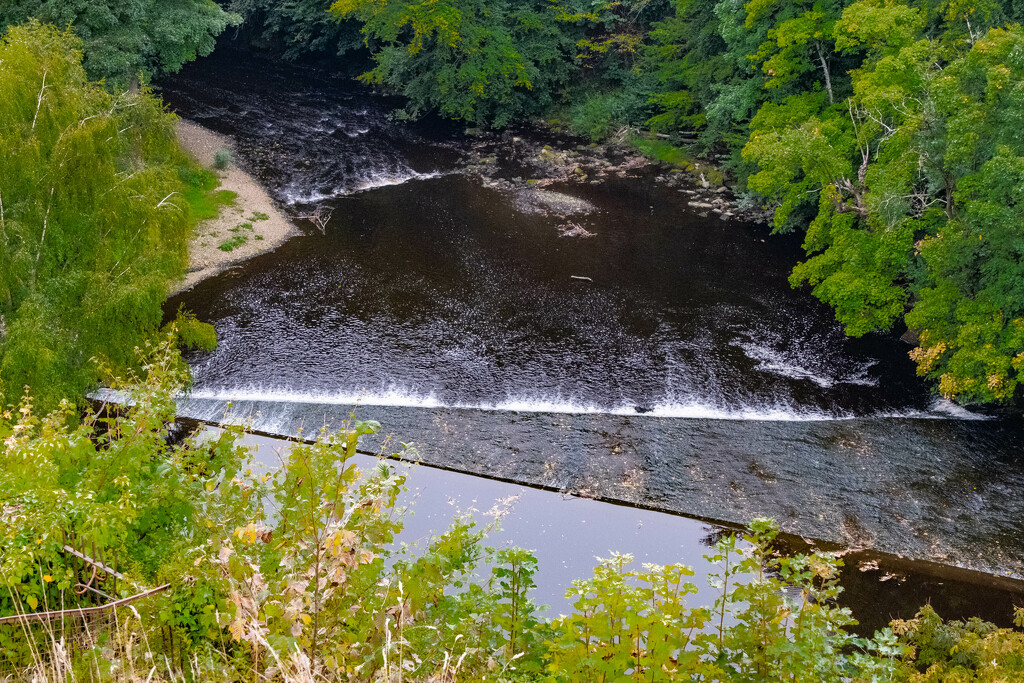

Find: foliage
329;0;572;127
893;604;1024;681
2;349;1024;679
0;0;239;85
740;3;1024;405
214;149;233;170
163;308;218;352
0;22;226;412
228;0;366;62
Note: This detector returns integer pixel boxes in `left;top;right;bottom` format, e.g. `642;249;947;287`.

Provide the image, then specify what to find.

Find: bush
2;341;1022;681
214;148;232;170
163;307;217;351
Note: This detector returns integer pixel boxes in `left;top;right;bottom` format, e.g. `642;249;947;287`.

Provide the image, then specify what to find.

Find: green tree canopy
330;0;581;127
0;21;199;410
0;0;239;84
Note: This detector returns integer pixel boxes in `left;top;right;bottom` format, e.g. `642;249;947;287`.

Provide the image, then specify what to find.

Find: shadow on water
158;46;1024;624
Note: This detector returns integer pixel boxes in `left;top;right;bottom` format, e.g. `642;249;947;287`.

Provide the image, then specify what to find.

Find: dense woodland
3;2;1024;680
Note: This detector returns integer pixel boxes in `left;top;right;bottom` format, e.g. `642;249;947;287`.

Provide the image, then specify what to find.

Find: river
159;47;1024;618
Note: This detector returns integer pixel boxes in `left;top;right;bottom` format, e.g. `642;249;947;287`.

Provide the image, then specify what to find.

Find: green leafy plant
163;307;217;352
214;149;233;170
0;0;240;85
0;21;230;411
218;235;249;252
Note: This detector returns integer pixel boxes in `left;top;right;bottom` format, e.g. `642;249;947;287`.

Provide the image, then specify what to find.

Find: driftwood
0;584;170;626
0;537;168;626
300;204;333;234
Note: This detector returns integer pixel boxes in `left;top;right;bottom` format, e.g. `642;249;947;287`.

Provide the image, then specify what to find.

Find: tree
0;21;202;409
0;0;239;84
742;0;1024;406
906;27;1024;403
228;0;365;61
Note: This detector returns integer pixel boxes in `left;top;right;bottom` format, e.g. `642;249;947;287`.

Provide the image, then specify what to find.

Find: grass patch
218;234;248;252
250;211;270;221
635;137;692;167
178;164;237;224
634;136;725;186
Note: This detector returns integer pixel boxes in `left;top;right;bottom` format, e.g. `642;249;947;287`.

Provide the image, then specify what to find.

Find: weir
166;392;1024;581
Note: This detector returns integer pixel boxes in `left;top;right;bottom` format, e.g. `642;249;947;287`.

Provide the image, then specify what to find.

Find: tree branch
31;70;48;131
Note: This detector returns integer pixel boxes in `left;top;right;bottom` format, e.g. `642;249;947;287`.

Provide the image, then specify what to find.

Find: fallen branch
299;204;333;234
0;584;171;626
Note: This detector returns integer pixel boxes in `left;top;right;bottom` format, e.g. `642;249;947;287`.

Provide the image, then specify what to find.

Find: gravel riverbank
172;120;298;294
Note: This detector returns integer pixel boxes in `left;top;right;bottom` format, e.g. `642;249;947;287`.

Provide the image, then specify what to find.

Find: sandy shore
171;120;298;294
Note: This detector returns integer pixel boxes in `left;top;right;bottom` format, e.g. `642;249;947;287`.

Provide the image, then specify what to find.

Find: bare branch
299;204;333;234
816;42;834;105
35;187;55;267
0;188;6;244
156;192;183;212
31;70;48;131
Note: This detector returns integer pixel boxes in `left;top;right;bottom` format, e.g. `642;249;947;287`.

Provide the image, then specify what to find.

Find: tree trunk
816;43;834;105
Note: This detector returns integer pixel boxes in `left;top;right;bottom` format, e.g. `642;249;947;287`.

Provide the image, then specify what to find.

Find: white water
177;386;985;422
733;340;879;389
281;170;442;205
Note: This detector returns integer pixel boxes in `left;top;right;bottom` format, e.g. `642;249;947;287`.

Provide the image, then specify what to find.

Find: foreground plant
2;341;1022;681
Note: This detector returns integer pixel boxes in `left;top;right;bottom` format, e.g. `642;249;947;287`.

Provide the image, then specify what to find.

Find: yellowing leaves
234;522;272;544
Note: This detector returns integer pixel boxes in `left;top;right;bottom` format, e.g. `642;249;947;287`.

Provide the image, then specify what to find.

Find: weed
214;149;232;170
218;234;248;252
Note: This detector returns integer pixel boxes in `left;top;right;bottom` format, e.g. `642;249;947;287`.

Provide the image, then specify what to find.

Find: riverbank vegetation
220;0;1024;411
2;340;1023;681
0;22;222;411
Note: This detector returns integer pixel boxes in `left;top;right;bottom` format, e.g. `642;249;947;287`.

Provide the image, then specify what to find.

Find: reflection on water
204;428;1024;632
161;48;1024;582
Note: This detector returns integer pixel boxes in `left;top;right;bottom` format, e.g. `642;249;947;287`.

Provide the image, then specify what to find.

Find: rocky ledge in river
455;129;771;225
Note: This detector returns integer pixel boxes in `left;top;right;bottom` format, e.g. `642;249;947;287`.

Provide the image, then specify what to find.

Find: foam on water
281;171;442;205
186;385;446;409
733;340;878;389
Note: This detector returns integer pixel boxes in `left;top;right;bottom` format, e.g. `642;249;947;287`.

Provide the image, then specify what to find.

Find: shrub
214;148;233;170
1;341;1020;681
163;307;217;351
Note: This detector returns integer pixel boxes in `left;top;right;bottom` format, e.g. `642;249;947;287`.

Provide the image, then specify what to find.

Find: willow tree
0;22;194;410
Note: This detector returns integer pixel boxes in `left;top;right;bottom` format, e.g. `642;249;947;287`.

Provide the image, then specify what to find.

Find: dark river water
160;48;1024;608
